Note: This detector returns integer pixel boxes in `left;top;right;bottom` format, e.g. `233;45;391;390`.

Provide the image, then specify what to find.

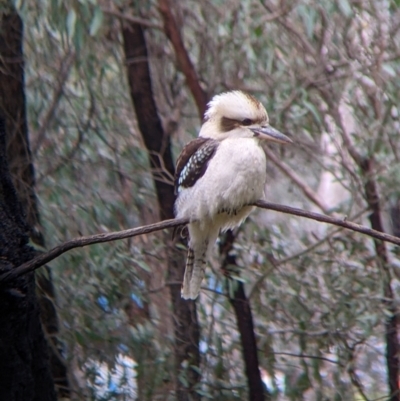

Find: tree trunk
122;21;201;401
0;7;69;398
0;114;56;400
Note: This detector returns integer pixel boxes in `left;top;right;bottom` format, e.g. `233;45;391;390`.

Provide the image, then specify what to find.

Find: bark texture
0;8;69;398
0;115;56;400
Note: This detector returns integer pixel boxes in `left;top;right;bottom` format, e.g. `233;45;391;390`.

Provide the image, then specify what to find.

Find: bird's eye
242;118;252;126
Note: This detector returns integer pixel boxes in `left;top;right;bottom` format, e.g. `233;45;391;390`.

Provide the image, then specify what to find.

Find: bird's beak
250;125;293;144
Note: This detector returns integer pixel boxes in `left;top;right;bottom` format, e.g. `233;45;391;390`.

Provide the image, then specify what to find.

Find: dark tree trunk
0;115;56;400
122;21;201;401
0;7;69;398
220;231;268;401
0;13;39;234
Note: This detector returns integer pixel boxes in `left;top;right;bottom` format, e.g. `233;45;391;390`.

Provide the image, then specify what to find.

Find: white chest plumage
175;137;266;226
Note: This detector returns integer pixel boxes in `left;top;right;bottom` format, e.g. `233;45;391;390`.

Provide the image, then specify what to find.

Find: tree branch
157;0;207;117
2;200;400;284
254;200;400;246
0;217;187;284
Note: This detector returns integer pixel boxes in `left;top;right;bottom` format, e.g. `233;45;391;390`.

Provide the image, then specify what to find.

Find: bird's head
199;91;292;144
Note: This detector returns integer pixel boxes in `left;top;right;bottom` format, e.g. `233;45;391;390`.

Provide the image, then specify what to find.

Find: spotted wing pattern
174;138;219;194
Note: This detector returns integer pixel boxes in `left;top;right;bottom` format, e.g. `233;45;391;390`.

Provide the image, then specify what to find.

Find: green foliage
13;0;400;399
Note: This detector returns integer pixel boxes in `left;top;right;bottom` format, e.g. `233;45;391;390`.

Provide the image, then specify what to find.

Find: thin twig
32;50;76;153
259;3;293;22
102;8;162;30
254;200;400;245
272;351;341;366
264;146;330;213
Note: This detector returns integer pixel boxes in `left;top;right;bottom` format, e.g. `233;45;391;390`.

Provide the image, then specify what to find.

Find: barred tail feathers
181;244;207;299
181;247;195;299
181;222;219;300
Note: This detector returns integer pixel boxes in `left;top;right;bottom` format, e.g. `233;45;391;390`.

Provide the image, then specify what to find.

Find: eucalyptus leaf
89;6;103;36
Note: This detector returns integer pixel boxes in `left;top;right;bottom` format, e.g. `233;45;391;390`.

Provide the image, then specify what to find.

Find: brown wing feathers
174;138;219;194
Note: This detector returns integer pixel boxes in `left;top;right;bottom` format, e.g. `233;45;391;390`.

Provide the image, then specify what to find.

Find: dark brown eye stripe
220;116;267;132
220;117;239;132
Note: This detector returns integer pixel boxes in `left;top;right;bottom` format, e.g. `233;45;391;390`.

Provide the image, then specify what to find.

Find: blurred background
2;0;400;400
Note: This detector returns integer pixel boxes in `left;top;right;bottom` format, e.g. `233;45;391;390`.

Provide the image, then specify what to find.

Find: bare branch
348;363;370;401
1;200;399;284
272;351;341;366
0;217;187;284
157;0;207;117
259;3;293;23
254;200;400;246
263;2;317;58
32;50;76;154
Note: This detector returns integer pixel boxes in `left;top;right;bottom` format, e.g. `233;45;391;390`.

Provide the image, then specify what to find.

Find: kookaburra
174;91;292;299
